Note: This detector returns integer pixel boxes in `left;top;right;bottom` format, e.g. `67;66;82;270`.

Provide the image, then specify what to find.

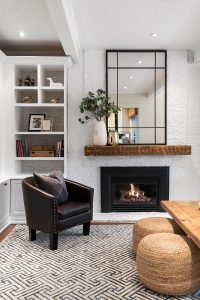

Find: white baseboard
9;217;26;224
0;216;26;233
0;215;10;233
93;212;170;222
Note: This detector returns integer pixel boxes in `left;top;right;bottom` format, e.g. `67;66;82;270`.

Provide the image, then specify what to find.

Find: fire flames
120;184;151;202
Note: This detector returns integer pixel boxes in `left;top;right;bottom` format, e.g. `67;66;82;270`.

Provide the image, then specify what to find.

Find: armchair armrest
65;179;94;214
22;180;58;233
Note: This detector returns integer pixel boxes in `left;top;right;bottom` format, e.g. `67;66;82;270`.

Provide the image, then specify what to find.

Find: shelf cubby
15;134;64;159
14;65;38;87
40;65;64;87
14;107;64;132
15;160;64;175
14;89;38;104
41;89;64;104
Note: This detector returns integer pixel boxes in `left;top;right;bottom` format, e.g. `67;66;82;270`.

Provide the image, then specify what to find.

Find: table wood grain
161;200;200;248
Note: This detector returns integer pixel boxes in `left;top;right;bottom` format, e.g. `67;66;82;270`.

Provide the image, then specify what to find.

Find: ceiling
1;0;200;58
0;0;64;55
71;0;200;50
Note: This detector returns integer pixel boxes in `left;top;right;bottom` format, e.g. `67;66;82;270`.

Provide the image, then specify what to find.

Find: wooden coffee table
161;200;200;248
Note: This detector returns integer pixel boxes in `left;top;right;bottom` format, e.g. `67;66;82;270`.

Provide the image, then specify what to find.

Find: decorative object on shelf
30;78;35;86
93;120;107;145
28;114;45;131
30;145;54;157
41;119;53;131
18;76;35;86
119;133;130;144
46;77;63;87
78;89;120;146
56;140;64;157
107;130;119;145
22;96;33;103
49;97;60;104
19;78;23;86
24;75;31;86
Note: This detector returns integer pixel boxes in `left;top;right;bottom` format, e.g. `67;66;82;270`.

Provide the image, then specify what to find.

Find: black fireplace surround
101;167;169;212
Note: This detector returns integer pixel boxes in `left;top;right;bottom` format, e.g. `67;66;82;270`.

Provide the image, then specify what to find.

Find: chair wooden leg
49;233;58;250
29;228;36;241
83;222;90;236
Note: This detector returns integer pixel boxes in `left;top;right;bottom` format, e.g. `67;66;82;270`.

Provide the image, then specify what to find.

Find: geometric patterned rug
0;224;198;300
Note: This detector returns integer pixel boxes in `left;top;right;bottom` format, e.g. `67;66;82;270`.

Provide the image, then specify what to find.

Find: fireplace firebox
101;167;169;212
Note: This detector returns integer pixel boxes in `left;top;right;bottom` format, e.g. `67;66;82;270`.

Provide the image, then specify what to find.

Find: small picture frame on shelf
41;119;53;131
28;114;45;131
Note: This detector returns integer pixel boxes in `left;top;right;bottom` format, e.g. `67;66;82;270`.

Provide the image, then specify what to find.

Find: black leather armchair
22;176;94;250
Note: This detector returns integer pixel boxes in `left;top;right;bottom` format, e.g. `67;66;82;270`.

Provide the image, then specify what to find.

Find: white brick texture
68;50;200;213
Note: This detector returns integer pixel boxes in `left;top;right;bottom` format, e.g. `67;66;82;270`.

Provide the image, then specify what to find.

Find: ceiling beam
0;50;6;61
45;0;80;63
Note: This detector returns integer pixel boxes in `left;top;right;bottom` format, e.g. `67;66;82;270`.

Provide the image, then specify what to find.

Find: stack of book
16;140;28;157
56;140;64;157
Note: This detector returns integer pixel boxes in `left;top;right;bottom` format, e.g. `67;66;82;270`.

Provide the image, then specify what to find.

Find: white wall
68;50;200;213
0;51;6;177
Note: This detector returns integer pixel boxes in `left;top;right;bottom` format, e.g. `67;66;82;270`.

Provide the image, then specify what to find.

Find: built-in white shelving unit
12;58;68;175
0;56;72;226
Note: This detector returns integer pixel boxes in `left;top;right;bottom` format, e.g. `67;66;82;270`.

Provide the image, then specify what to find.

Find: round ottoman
132;217;185;252
137;233;200;295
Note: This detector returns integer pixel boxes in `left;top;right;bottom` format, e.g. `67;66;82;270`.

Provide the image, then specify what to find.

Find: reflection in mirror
156;70;165;127
107;50;167;144
118;52;155;67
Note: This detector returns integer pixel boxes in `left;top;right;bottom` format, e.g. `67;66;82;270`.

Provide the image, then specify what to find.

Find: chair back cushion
33;170;68;204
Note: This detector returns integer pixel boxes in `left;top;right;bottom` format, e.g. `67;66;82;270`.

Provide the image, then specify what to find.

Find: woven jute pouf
137;233;200;295
132;217;185;252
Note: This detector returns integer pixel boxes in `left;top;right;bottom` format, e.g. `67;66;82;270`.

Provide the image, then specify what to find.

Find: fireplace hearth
101;167;169;212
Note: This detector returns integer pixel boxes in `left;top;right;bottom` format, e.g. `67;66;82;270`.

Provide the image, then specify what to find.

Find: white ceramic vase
93;120;107;146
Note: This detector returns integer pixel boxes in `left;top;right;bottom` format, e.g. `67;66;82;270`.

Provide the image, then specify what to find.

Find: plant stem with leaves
78;89;120;124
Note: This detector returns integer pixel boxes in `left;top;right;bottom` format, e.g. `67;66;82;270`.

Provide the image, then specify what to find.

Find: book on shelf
16;139;28;157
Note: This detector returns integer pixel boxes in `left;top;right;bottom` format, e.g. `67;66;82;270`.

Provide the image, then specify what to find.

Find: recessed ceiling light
19;31;25;38
137;60;142;64
129;76;133;79
124;86;127;89
150;32;157;37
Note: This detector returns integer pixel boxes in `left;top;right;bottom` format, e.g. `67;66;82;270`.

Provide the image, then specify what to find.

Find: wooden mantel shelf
84;145;191;156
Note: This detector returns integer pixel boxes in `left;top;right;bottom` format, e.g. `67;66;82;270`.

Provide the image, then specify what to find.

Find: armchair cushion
49;170;69;201
58;201;90;220
33;171;68;204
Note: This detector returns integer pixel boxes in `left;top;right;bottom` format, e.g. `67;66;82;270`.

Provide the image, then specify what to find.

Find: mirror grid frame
106;49;167;145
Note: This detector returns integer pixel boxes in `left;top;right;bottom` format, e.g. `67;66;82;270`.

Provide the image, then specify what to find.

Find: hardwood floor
0;225;16;242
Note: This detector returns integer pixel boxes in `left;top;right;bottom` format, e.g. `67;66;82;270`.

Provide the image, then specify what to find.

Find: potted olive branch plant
78;89;120;145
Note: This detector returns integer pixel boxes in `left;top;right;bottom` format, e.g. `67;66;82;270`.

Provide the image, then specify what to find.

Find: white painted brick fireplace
67;50;200;217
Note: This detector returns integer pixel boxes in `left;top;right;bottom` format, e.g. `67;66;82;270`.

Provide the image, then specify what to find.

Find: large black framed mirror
106;50;167;145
